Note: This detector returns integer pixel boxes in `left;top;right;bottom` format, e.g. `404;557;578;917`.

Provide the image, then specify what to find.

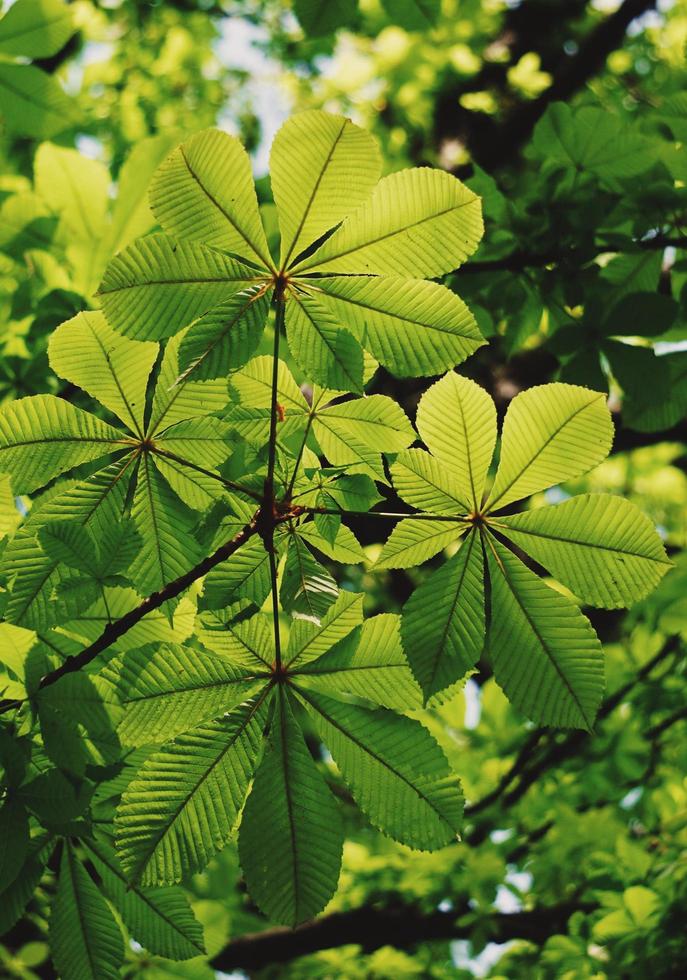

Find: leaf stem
265;292;285;508
266;289;286;672
299;505;471;523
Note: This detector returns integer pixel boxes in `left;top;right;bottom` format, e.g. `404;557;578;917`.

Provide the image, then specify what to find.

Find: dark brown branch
455;0;658;175
646;703;687;740
463;236;687;275
464;634;681;825
211;900;590;971
0;515;261;715
610;421;687;455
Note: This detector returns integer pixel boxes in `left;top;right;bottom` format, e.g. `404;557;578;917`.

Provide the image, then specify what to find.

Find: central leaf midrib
427;530;478;689
122;673;263;706
87;318;142;437
496;520;671;563
84;840;204;953
487;397;602;512
282;118;347;269
297;198;476;271
178;144;271;271
490;537;592;727
315;283;478;340
297;688;452;828
126;690;269;881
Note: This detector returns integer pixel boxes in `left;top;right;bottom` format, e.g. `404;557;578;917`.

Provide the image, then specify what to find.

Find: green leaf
531;103;654;180
293;0;358;37
98;234;260;341
285;589;363;667
197;607;274;669
602;292;679;339
298;520;365;564
49;312;158;436
0;800;29;892
0;63;79;138
299;688;462;849
381;0;440;30
314;394;415;458
116;696;268;885
103;643;265;746
147;331;230;436
202;536;271;610
416;372;496;512
486;384;613;513
496;494;671;609
0;0;74;58
38;522;100;576
155;417;233;471
0;395;124;494
177;287;271;380
286;291;364;393
84;837;206;961
99;518;143;577
295;168;482;277
315;276;484;377
152;454;220;513
313;424;389;482
96;134;182;271
271;109;380;267
319;472;383;512
0;835;52;935
37;674;123;776
401;530;485;698
130;454;202;594
18;768;90;828
34;143;110;293
229;355;309;414
0;472;20;537
149;128;273;270
486;538;604;730
152;417;234;512
52;576;101;620
50;843;124;980
281;533;339;621
391;449;469;515
2;460;131;629
239;689;343;926
295;613;422;710
376;518;465;569
62;588;196;654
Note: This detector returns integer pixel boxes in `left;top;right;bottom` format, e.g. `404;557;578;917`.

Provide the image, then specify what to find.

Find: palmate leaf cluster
0;107;671;975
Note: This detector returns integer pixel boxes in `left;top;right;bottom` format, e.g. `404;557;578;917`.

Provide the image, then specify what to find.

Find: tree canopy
0;1;686;978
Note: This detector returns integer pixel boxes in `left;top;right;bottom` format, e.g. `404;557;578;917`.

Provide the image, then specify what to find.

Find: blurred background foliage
1;0;686;977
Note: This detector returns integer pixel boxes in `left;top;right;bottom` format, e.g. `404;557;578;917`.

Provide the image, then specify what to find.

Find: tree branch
0;515;262;715
463;236;687;275
211;900;590;971
454;0;658;175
